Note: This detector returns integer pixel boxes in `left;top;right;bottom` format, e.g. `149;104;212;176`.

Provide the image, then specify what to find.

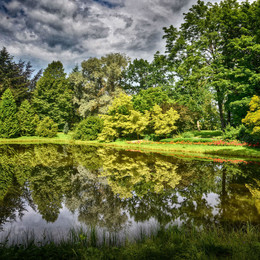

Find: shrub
36;117;58;138
73;116;103;141
222;124;240;140
181;132;194;138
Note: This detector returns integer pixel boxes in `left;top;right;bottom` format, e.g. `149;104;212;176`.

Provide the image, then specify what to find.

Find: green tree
73;116;103;140
122;52;171;94
36;117;58;138
150;105;179;138
162;0;259;130
69;53;129;118
17;100;38;136
32;61;73;129
242;95;260;136
99;93;149;141
133;86;171;113
0;47;41;105
0;88;20;138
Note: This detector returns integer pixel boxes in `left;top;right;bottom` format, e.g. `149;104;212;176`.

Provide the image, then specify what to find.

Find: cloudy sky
0;0;252;72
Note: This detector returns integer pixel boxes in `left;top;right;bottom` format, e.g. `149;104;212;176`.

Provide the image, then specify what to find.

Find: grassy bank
0;132;260;159
1;225;260;259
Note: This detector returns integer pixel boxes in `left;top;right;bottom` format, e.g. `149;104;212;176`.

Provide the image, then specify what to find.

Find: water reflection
0;144;259;238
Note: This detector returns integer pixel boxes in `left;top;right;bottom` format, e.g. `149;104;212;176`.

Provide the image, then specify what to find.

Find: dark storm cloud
0;0;204;70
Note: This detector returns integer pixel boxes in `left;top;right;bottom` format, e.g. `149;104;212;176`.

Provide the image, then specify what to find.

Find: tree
17;100;38;136
73;116;103;140
36;117;58;138
150;105;179;138
242;95;260;136
162;0;260;130
0;88;20;138
132;86;171;113
121;52;171;94
32;61;73;129
69;53;129;118
98;93;149;141
0;47;42;104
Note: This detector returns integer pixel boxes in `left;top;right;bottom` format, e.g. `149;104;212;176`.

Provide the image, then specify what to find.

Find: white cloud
1;0;254;71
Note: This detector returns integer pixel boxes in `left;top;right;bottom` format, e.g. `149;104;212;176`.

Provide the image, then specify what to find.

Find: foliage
73;116;103;140
150;105;179;138
121;53;170;94
222;124;240;140
133;86;171;113
17;100;38;136
69;53;129;118
0;47;42;105
33;61;73;129
0;89;20;138
242;95;260;136
35;117;58;138
162;0;260;129
99;93;149;142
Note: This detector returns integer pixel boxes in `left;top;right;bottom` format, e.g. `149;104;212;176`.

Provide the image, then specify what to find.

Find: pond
0;144;260;243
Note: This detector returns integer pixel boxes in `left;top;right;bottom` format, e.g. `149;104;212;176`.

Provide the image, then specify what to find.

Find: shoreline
0;136;260;161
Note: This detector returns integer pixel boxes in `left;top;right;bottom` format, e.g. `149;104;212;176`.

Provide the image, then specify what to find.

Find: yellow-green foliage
99;93;149;141
242;95;260;135
151;104;180;138
36;117;58;138
99;93;180;141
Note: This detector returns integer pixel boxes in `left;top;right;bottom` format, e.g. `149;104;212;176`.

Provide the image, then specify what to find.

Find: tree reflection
65;165;128;231
99;149;181;198
0;143;259;233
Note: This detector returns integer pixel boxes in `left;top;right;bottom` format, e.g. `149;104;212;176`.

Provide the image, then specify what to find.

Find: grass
108;140;260;159
0;131;259;159
1;224;260;259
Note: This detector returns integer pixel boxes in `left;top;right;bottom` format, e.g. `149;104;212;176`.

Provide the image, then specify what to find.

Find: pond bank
1;225;260;259
0;134;260;160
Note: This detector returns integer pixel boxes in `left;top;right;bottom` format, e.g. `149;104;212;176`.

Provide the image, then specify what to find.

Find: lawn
0;130;259;159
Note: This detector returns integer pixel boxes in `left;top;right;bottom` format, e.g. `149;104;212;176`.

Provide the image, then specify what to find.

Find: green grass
191;130;223;138
0;130;259;159
0;132;74;144
1;225;260;259
160;137;216;143
108;141;260;159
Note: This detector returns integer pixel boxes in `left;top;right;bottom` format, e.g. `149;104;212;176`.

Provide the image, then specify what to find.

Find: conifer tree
32;61;73;129
17;100;38;136
0;88;20;138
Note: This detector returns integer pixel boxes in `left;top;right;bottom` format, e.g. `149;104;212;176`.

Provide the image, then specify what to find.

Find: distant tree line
0;0;259;142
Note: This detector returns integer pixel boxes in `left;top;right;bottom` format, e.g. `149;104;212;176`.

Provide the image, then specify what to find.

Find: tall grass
1;224;260;259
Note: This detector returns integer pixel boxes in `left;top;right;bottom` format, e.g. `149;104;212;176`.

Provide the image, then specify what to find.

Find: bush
36;117;58;138
222;124;240;140
73;116;103;141
181;132;195;138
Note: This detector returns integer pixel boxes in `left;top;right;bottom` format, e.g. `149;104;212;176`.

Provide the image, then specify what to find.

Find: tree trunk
197;121;201;131
216;87;226;130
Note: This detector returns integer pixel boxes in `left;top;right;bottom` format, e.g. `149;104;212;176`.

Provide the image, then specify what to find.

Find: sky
0;0;254;72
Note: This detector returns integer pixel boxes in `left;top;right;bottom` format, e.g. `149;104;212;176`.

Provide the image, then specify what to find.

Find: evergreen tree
0;47;41;105
32;61;73;129
17;100;38;136
0;89;20;138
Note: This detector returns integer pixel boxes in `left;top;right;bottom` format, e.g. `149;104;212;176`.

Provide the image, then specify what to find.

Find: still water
0;144;259;242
